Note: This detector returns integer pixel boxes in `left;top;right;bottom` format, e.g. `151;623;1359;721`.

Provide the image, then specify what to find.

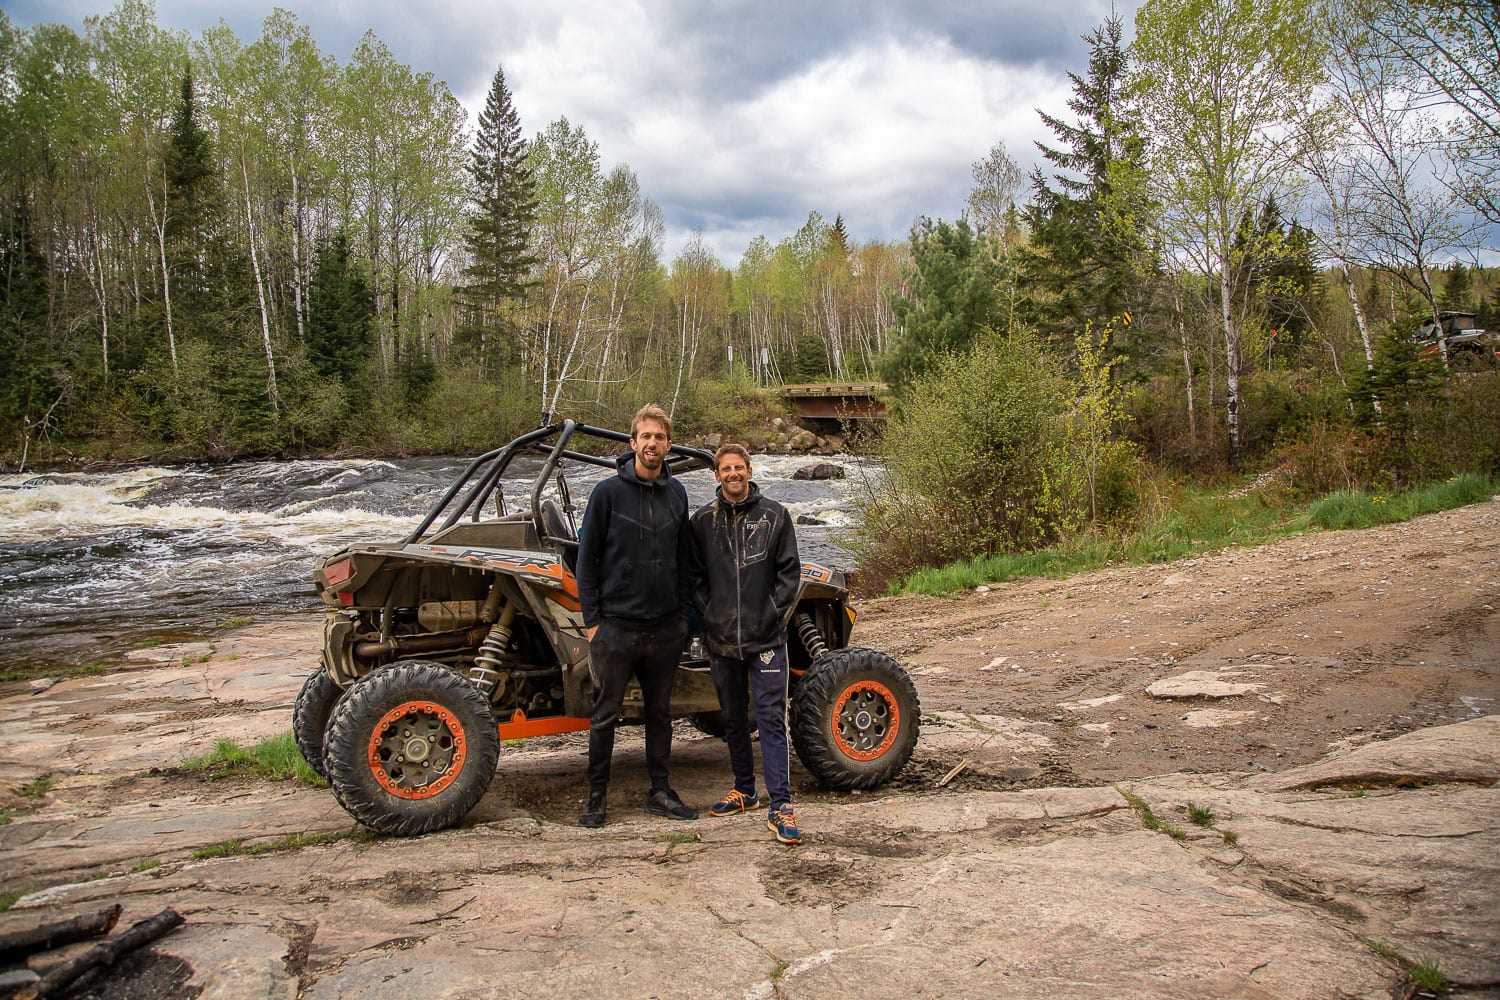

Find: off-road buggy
298;419;920;835
1413;310;1500;369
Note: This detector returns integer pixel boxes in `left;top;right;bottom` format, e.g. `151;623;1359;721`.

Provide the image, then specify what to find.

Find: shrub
850;332;1078;589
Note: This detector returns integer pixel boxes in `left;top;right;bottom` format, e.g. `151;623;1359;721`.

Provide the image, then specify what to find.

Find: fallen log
32;908;184;999
0;905;122;966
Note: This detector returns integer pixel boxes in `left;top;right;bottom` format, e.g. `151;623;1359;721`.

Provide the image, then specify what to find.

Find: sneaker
767;805;801;845
709;788;760;817
645;788;698;820
578;790;606;828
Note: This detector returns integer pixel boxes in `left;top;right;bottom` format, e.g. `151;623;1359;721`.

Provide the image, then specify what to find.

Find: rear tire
292;667;342;780
690;709;758;739
792;647;919;790
324;660;499;836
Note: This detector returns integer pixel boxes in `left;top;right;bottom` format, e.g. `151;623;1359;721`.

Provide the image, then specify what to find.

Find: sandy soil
851;495;1500;786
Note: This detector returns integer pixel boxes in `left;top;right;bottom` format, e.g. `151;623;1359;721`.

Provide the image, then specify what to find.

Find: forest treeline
2;0;1498;571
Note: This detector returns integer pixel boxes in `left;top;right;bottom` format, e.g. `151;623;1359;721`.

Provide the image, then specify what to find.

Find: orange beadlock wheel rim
830;681;900;761
366;700;467;799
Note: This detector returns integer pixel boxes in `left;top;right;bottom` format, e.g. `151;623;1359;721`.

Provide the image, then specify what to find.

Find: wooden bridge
779;382;888;425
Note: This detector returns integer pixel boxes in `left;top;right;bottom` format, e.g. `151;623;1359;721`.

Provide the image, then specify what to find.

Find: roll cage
404;418;717;557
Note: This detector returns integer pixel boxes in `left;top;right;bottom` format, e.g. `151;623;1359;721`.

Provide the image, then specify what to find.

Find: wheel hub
367;701;467;800
830;681;900;762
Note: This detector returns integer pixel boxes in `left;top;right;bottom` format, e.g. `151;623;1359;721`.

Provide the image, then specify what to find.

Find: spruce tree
1019;13;1149;338
164;67;217;315
306;231;375;383
459;65;537;369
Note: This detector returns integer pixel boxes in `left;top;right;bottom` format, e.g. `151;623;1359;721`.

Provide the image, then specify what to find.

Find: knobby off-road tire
292;667;342;780
324;660;500;836
689;710;758;739
791;646;920;790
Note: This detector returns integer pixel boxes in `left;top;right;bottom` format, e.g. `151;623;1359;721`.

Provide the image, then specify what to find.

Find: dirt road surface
1;498;1497;998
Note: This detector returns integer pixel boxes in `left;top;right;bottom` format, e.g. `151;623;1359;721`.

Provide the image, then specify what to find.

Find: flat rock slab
3;719;1496;999
1146;669;1265;699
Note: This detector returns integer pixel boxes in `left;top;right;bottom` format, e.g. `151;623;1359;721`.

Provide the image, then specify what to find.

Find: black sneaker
645;788;698;820
579;790;606;828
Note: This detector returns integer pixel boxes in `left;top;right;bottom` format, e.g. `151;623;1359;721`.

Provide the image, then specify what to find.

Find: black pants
586;617;687;793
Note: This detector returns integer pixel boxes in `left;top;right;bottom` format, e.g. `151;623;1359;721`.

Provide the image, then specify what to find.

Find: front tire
324;660;499;836
792;646;920;790
292;667;342;779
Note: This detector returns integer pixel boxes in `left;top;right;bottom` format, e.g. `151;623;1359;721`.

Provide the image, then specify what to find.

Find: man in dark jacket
688;443;804;845
575;404;697;827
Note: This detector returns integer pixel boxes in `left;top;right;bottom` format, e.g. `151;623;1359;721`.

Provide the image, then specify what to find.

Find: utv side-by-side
298;419;920;835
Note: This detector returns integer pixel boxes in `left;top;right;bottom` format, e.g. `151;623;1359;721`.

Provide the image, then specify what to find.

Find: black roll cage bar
401;419;716;548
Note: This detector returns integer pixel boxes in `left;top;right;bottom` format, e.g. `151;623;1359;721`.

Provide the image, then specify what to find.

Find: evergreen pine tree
1440;262;1472;311
883;218;1005;389
0;198;59;441
164;67;217;315
1019;13;1148;338
830;214;850;256
459;65;537;369
306;231;375;383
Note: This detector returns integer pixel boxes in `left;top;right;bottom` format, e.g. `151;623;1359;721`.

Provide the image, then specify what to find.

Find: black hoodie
576;451;691;629
688;482;802;658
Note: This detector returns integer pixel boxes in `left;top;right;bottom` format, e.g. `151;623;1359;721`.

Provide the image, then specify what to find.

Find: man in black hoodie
575;403;697;827
689;443;804;845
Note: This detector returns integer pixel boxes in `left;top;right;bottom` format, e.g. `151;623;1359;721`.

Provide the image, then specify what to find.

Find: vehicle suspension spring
471;602;516;698
794;612;829;661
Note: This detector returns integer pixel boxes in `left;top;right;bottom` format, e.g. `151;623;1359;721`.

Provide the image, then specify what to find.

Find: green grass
1117;787;1161;831
181;646;217;666
134;858;162;872
1408;959;1446;992
1361;937;1399;959
192;830;358;860
1308;473;1493;531
1221;829;1239;847
179;734;325;787
192;839;243;860
19;775;55;798
0;890;21;912
219;616;255;628
893;473;1495;596
0;661;111;684
1187;803;1215;827
1;775;57;827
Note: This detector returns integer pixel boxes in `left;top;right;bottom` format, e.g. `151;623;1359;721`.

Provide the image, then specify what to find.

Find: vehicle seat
540;498;579;571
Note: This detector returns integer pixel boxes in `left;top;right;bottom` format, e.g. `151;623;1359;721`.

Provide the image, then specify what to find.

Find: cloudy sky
9;0;1141;265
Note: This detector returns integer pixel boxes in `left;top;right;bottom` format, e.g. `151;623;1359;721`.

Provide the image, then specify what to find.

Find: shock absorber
794;611;829;662
471;597;516;700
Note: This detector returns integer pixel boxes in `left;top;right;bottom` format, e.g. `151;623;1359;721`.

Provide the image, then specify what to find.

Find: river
0;452;875;671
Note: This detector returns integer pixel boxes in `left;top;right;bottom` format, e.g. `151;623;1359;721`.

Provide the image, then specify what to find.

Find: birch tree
1129;0;1325;464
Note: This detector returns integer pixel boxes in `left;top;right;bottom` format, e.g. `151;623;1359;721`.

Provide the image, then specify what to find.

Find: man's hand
586;625;599;642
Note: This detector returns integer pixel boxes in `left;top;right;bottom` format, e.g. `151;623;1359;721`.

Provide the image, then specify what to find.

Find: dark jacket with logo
577;451;691;629
688;482;801;658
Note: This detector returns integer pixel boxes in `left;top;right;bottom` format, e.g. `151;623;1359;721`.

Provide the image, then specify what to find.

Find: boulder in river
792;462;845;481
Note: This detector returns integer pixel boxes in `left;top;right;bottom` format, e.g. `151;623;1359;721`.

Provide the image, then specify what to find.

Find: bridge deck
780;382;888;422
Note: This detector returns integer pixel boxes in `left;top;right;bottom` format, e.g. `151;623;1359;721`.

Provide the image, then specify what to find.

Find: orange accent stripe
497;713;590;739
547;591;582;612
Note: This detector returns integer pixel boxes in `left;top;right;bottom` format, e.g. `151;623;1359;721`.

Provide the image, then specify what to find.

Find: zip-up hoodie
688;482;802;658
576;451;691;629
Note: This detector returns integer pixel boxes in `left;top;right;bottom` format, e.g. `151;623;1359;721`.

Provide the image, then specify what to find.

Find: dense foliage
2;0;1497;586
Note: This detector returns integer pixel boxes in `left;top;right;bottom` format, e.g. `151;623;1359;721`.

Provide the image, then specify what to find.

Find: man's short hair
631;403;673;440
714;442;751;472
